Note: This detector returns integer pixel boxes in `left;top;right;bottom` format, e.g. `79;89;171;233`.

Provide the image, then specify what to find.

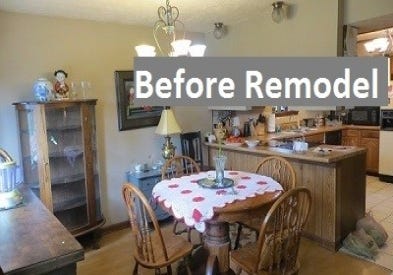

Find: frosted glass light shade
135;45;156;57
155;109;182;135
213;23;225;39
364;38;389;53
189;44;206;57
272;1;284;23
171;39;192;56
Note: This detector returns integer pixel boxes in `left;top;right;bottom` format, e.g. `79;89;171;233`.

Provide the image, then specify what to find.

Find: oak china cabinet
13;99;104;236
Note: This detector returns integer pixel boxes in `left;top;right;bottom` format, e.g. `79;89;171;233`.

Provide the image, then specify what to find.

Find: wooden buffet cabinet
14;100;105;236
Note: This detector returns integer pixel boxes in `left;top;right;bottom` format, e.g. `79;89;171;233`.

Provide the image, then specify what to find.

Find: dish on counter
245;139;260;147
312;147;332;156
224;136;244;146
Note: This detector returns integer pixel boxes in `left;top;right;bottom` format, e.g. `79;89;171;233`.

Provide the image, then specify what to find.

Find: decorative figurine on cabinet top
53;69;70;99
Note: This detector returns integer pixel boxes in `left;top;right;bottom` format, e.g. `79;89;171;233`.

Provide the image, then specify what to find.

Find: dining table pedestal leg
204;220;234;274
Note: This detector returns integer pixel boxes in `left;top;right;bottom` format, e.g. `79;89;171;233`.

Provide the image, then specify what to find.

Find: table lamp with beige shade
155;107;182;160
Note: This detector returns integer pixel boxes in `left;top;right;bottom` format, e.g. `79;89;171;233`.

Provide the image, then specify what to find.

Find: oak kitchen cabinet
342;128;379;173
14;100;105;236
304;132;325;144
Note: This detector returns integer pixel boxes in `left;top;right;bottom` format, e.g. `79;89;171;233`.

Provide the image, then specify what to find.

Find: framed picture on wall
115;70;163;131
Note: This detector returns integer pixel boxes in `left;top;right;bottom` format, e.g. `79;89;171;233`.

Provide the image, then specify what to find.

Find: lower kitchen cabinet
305;133;325;144
342;128;379;173
126;170;170;221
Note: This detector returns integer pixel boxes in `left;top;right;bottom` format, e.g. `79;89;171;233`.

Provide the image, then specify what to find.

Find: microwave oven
348;106;380;126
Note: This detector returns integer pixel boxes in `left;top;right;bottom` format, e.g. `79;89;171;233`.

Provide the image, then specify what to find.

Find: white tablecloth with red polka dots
152;170;283;233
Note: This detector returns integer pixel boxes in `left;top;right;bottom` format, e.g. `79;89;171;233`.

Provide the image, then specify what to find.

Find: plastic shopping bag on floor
342;228;379;260
356;212;388;247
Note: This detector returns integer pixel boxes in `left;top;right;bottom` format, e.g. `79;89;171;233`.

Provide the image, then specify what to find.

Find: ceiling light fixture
364;38;389;53
135;0;206;57
213;22;226;39
363;29;392;56
271;1;285;24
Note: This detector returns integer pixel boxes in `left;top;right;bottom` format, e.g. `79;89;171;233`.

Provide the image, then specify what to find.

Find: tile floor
364;176;393;271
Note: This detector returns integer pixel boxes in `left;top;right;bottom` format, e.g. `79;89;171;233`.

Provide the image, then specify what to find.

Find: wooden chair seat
122;183;193;274
136;232;193;269
231;243;300;275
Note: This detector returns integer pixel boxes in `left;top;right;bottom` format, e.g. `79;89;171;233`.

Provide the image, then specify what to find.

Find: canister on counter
243;122;250;137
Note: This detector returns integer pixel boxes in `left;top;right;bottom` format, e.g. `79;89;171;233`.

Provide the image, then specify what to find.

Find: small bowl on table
245;139;260;148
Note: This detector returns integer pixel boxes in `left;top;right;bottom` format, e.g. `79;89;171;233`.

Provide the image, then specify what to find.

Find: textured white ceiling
0;0;285;33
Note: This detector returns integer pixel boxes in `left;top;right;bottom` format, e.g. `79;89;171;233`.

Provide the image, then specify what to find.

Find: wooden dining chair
234;156;296;249
122;183;193;275
161;155;201;180
161;155;202;243
255;156;297;192
180;131;207;170
231;187;312;275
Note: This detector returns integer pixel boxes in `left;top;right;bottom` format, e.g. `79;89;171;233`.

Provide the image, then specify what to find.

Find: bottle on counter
243;122;251;137
231;116;241;137
267;113;276;133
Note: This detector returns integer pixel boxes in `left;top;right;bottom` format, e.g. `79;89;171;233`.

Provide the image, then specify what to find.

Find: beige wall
206;0;341;57
344;0;393;24
0;11;211;225
0;0;390;227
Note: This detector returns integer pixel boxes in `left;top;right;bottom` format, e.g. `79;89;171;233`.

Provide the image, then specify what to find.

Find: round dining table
152;170;283;274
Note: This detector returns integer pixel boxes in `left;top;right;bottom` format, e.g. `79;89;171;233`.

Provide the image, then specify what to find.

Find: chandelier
135;0;206;57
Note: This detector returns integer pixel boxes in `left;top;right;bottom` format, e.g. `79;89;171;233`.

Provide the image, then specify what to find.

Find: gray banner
133;57;389;106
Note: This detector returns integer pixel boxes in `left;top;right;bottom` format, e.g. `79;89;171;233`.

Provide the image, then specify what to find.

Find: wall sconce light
272;1;285;24
213;22;226;39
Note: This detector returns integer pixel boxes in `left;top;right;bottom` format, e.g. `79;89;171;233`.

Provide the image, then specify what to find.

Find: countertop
205;125;372;164
0;185;84;274
205;142;366;164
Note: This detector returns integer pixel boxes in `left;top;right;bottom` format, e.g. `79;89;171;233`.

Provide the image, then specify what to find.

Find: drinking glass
81;81;92;99
70;82;80;99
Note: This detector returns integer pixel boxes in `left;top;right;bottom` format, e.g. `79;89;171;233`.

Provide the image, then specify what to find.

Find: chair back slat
255;156;296;191
122;184;168;264
161;155;201;180
180;131;203;167
255;187;312;274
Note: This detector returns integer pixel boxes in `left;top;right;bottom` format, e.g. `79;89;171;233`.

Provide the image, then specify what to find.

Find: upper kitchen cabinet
13;100;105;236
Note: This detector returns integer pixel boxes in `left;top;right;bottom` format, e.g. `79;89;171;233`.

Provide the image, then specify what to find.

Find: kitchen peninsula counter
206;141;366;164
205;142;367;251
0;186;84;274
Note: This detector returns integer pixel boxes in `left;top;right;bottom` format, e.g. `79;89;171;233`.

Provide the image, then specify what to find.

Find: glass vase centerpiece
214;141;227;187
